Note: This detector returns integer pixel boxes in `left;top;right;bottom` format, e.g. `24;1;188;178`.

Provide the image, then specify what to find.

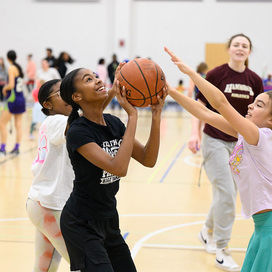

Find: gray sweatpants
202;133;237;248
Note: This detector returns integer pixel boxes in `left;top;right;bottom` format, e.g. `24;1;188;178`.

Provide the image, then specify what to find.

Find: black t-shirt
65;114;126;219
196;64;263;141
56;61;67;79
107;61;119;84
45;56;56;67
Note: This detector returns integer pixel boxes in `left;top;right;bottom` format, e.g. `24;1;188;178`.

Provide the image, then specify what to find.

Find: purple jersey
6;76;26;114
197;64;263;141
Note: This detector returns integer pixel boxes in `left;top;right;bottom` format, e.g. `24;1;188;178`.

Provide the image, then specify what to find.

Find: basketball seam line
119;70;146;107
133;59;153;104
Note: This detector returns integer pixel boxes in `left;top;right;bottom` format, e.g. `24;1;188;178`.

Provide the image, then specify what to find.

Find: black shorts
60;206;136;272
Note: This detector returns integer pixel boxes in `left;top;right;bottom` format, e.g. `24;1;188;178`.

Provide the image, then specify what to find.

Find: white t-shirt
28;114;74;210
36;68;61;82
229;127;272;219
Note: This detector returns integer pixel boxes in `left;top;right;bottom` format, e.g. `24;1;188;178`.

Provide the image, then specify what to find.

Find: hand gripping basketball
117;58;166;107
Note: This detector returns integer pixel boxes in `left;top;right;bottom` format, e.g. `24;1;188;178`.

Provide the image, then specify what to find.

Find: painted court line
143;244;247;252
131;217;246;259
131;220;205;258
123;232;129;240
147;141;180;183
183;154;202;168
159;143;186;183
0;218;29;222
0;214;244;221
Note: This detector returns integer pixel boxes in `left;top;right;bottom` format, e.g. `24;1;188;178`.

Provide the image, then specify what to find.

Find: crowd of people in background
0;49;133;153
2;33;272;272
0;46;271;151
0;46;272;149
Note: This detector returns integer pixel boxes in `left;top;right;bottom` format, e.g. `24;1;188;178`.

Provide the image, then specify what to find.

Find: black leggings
60;207;137;272
81;254;136;272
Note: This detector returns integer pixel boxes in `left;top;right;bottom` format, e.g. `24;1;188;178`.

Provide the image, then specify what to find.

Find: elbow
113;166;128;177
212;94;227;111
214;101;223;111
142;159;156;168
118;170;127;177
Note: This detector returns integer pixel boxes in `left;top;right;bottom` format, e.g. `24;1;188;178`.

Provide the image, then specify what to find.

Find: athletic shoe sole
215;260;241;271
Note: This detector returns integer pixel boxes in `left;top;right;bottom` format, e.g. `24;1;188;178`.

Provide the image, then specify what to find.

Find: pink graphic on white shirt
229;143;243;176
32;124;48;165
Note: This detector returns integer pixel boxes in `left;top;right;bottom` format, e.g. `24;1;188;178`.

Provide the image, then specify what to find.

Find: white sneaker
198;225;216;254
215;247;240;271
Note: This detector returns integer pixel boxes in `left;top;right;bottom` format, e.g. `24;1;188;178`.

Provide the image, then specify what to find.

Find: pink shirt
96;64;108;84
27;60;36;80
32;87;39;102
229;128;272;218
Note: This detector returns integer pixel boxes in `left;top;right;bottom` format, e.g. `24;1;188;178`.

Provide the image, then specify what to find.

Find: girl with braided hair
27;65;120;272
27;79;73;272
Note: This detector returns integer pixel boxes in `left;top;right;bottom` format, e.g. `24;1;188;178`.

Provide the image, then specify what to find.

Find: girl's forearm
4;83;13;91
168;87;210;122
141;117;161;167
188;71;227;111
112;115;137;176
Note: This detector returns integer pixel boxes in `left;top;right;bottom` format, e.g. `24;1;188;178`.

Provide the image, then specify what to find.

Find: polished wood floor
0;102;253;271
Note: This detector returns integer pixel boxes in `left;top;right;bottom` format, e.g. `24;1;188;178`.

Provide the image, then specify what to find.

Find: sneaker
198;225;216;254
9;149;19;156
0;150;6;157
215;247;240;271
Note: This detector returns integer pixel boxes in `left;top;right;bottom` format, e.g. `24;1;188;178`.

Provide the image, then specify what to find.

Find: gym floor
0;103;253;271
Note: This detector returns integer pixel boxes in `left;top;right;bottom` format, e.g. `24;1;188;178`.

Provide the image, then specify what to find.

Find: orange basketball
117;58;166;107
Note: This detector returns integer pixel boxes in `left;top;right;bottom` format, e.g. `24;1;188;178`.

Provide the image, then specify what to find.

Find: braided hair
7;50;24;78
38;79;61;116
60;68;82;125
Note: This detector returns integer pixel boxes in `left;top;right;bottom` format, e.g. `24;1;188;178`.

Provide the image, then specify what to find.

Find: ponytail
7;50;24;78
14;63;24;78
60;68;82;125
68;105;80;126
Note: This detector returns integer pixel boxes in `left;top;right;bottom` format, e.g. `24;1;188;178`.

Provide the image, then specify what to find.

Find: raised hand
149;87;167;117
164;47;193;75
116;81;137;116
164;47;182;63
114;62;126;80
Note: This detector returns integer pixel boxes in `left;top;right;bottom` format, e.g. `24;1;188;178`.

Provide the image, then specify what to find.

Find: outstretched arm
166;82;237;137
187;78;195;98
164;47;259;145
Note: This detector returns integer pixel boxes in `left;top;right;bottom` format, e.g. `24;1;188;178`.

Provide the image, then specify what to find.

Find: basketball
117;58;166;107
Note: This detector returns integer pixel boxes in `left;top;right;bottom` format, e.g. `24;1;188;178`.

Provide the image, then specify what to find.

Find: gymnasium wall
0;0;271;86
